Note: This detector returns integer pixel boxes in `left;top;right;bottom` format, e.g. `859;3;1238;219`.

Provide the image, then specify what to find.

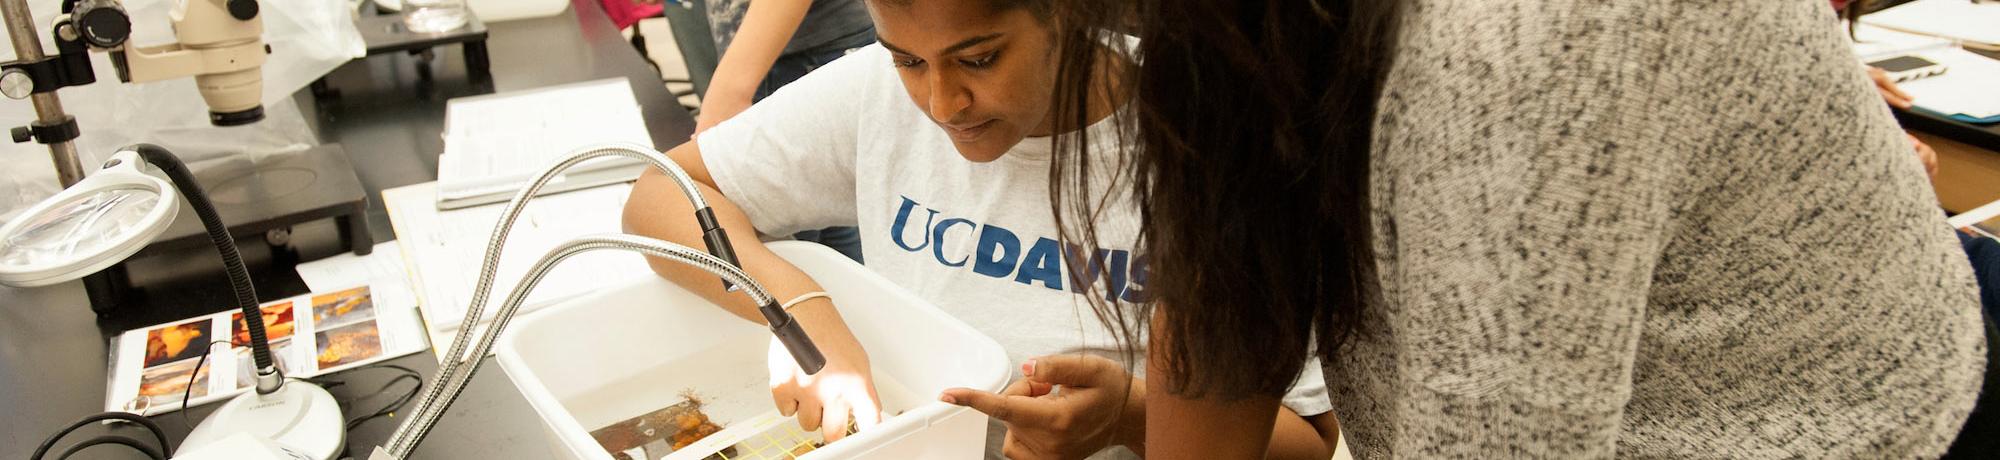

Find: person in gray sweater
1041;0;1991;457
1336;0;1985;456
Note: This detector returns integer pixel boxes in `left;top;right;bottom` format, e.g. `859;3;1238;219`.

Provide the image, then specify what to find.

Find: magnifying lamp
0;144;344;460
0;151;176;287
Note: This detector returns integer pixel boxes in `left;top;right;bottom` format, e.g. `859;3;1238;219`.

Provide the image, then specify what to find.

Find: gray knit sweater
1330;0;1988;457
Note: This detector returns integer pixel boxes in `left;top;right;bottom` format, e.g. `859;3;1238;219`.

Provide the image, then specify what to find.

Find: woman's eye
893;57;924;68
961;54;997;69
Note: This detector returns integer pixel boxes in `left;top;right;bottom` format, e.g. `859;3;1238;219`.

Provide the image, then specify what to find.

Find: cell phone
1867;55;1949;82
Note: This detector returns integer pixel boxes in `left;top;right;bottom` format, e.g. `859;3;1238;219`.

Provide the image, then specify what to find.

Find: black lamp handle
758;301;826;374
694;208;821;373
692;208;743;291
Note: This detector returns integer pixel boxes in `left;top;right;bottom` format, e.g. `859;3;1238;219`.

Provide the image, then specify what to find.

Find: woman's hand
768;302;883;442
1868;66;1915;109
940;355;1143;459
1908;132;1938;180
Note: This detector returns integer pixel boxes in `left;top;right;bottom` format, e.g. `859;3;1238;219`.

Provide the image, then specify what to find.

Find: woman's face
869;0;1056;163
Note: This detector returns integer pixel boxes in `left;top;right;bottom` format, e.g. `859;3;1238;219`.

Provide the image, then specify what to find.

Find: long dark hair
1048;0;1404;401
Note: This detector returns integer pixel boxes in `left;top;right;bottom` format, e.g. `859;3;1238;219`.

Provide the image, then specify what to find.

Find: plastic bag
0;0;364;222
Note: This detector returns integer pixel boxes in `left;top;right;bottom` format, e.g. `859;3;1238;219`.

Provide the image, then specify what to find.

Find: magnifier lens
0;187;162;268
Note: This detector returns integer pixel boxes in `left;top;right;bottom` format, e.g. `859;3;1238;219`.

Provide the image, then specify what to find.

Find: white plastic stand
176;381;346;460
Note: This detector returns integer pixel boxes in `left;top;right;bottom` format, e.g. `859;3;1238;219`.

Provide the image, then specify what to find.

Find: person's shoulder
815;44;919;114
803;43;898;89
761;43;899;111
835;43;893;72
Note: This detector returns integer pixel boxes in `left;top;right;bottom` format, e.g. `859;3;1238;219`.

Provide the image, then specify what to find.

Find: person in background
693;0;875;133
636;0;878;262
1958;221;2000;457
1967;228;2000;317
1040;0;1990;457
603;0;662;42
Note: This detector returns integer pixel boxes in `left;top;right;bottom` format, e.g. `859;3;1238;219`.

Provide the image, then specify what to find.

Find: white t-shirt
696;44;1331;456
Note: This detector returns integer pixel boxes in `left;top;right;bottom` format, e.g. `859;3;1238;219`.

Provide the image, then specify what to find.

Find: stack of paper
383;182;654;337
295;240;413;297
1850;24;2000;122
1895;48;2000;121
104;285;428;415
1861;0;2000;47
1851;23;1956;60
436;78;656;209
1950;199;2000;232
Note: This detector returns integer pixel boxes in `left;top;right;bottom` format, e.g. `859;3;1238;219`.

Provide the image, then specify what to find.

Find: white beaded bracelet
782;291;830;312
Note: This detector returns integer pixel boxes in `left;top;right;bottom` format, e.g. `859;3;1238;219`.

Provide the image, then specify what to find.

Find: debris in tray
590;390;733;460
671;391;724;450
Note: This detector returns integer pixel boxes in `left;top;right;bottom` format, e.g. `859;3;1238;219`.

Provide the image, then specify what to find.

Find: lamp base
177;381;345;460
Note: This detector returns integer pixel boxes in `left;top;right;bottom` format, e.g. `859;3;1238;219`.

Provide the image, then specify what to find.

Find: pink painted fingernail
1022;360;1036;377
939;394;957;404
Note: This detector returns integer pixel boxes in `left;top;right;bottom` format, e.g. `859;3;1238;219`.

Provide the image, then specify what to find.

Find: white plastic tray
495;241;1009;459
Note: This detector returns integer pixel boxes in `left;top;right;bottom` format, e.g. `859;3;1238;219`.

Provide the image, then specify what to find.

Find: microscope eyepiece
226;0;258;21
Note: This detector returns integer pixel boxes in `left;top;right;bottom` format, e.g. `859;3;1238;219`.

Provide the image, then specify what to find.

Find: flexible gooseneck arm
379;234;823;458
383;144;821;457
387;144;711;454
125;144;283;394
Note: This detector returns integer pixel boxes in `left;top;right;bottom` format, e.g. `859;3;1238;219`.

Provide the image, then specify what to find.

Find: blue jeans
1947;230;2000;458
752;29;875;102
1959;231;2000;323
791;227;863;263
750;30;874;264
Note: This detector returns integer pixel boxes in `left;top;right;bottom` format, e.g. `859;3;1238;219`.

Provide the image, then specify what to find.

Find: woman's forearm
1141;311;1285;459
706;0;814;101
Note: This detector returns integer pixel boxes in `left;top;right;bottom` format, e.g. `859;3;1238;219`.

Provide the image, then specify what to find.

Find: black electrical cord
55;435;163;460
179;340;229;429
31;411;169;460
143;327;417;451
343;365;424;431
299;363;423;430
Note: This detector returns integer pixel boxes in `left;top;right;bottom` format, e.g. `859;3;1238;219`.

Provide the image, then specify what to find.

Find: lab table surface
0;279;548;459
1898;106;2000;154
1895;47;2000;153
0;0;695;456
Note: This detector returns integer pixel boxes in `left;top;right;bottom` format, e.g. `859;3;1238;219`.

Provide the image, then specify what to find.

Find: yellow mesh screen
702;417;858;460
